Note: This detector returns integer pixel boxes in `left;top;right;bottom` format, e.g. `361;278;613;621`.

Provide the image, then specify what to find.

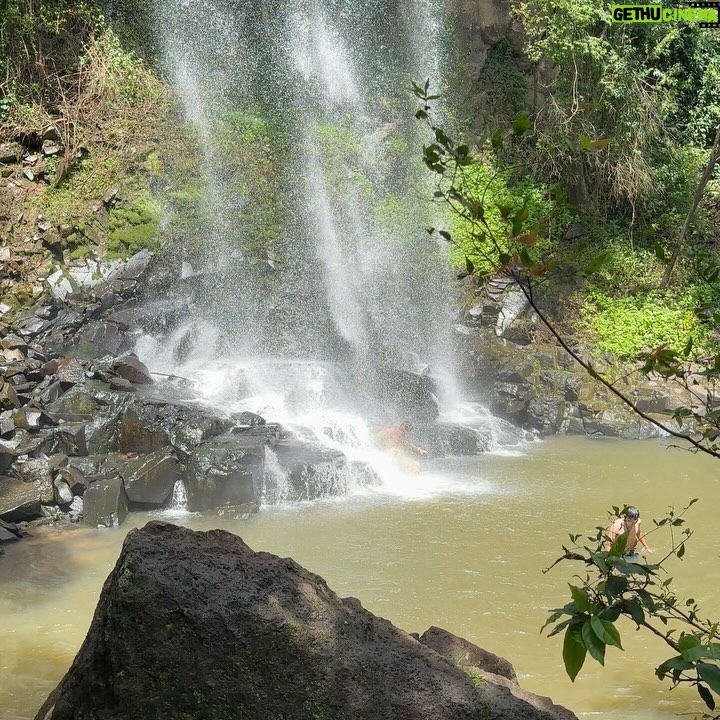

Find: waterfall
130;0;519;501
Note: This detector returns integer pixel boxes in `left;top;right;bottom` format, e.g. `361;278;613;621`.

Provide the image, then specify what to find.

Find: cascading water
134;0;524;503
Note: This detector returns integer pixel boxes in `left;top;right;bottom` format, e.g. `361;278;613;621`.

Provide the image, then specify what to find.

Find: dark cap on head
625;506;640;520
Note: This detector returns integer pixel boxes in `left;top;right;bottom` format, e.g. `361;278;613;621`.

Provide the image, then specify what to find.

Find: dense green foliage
436;0;720;361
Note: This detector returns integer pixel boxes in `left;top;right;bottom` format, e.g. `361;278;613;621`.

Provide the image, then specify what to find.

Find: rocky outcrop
456;276;699;439
35;521;577;720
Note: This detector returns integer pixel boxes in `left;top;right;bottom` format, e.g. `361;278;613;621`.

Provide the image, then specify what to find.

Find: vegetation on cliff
444;0;720;361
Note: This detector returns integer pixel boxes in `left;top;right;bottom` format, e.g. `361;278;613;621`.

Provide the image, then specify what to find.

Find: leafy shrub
579;287;709;359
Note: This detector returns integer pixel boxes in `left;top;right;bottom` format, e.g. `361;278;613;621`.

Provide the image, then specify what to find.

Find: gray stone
57;358;88;387
0;525;21;543
17;456;52;485
185;434;264;512
82;476;128;528
56;466;87;494
0;475;41;522
270;441;351;502
53;477;74;504
120;448;181;506
112;354;154;385
419;625;517;681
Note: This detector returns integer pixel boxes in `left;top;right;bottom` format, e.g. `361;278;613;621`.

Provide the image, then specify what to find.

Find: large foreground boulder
35;522;576;720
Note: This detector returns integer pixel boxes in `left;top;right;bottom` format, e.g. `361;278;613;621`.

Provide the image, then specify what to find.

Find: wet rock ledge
35;521;576;720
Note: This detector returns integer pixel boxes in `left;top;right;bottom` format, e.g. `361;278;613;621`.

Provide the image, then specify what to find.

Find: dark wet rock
12;406;54;430
17;456;52;485
230;421;281;445
231;410;266;426
0;444;15;473
116;400;230;457
108;375;136;392
0;475;42;522
67;453;132;485
371;367;440;422
184;434;264;512
55;422;89;455
34;521;577;720
0;379;21;409
112;353;154;385
269;440;351;501
55;465;87;495
0;524;21;543
82;475;128;528
119;447;181;506
46;383;130;453
412;422;480;456
46;384;112;422
57;357;88;387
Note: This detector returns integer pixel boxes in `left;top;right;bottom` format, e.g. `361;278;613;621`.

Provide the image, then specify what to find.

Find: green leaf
497;204;513;220
569;584;590;612
698;662;720;695
583;251;610;275
562;628;587;681
591;616;623;650
605;574;628;598
547;617;573;638
697;684;715;711
512;112;531;136
653;240;666;261
519;248;534;269
677;542;685;558
608;531;628;558
582;619;606;665
579;134;593;151
465;257;475;274
625;598;645;625
598;603;622;623
657;655;693;675
491;128;504;151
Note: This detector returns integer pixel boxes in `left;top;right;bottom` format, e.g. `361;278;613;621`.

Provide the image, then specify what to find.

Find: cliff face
35;521;576;720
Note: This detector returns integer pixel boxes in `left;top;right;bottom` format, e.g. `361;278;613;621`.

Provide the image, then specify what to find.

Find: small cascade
168;479;189;513
439;402;537;453
262;447;291;505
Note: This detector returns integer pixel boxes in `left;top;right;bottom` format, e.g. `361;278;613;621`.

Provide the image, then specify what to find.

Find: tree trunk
661;125;720;288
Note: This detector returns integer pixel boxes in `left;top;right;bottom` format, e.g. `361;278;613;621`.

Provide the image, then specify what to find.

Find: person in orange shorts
375;421;428;470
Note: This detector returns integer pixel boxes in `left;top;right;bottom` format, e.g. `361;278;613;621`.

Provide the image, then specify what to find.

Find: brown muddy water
1;435;718;720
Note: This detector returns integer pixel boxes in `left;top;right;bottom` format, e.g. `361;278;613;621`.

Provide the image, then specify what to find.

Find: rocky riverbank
455;274;698;440
1;250;501;539
0;247;702;545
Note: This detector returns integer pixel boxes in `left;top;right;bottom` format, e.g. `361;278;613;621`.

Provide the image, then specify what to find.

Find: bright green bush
450;160;574;273
579;287;710;359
